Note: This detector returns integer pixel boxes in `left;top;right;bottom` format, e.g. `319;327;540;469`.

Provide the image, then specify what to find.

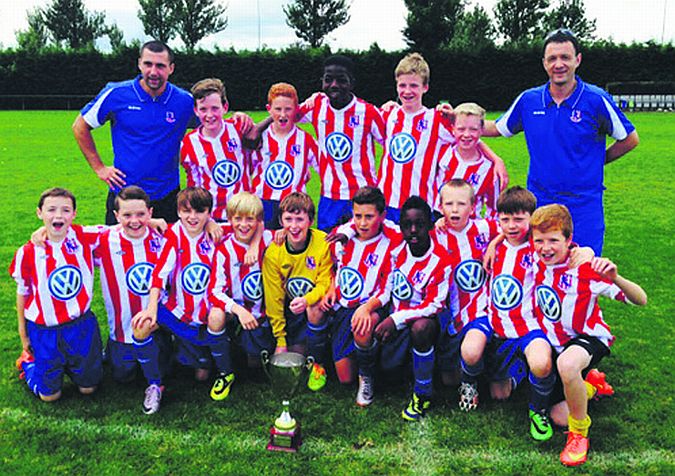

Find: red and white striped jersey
250;126;318;201
534;260;626;352
152;222;217;326
180;119;250;221
95;227;165;343
436;146;500;219
209;230;273;320
378;106;455;209
9;225;101;327
488;240;540;339
299;94;385;200
333;231;399;309
433;219;499;334
334;218;402;244
374;241;453;330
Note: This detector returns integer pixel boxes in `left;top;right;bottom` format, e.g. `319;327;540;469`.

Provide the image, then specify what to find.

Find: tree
106;23;126;53
543;0;596;42
175;0;228;52
495;0;549;46
15;8;51;51
42;0;108;49
283;0;351;48
138;0;181;44
451;4;496;50
403;0;465;52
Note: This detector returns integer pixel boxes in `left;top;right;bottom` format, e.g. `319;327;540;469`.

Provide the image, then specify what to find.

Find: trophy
261;350;314;452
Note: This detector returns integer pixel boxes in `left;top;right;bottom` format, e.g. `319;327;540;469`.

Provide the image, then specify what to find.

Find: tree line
12;0;628;55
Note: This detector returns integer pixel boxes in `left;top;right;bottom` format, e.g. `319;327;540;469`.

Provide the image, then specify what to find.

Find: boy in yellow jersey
262;192;333;391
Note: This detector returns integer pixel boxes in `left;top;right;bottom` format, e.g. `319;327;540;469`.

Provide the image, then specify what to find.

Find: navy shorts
283;303;308;348
551;334;610;404
157;305;217;370
329;307;357;362
227;318;275;357
486;330;549;381
107;330;172;383
26;310;103;396
436;316;492;372
318;196;353;232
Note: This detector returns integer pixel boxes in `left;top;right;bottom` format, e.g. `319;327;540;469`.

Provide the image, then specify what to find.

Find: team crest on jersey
411;270;426;286
520;253;533;268
454;259;487;293
166;111;176;123
226;138;239;152
349;115;361;127
48;265;83;301
325;132;353;163
364;252;379;268
559;273;574;290
536;285;562;321
570;110;582;123
338;267;364;300
474;233;489;250
468;173;480;187
392;269;413;301
181;263;210;295
149;237;162;253
491;274;523;311
389;133;417;164
286;277;315;298
416;119;428;131
64;238;79;254
306;256;316;270
198;241;212;255
264;161;294;190
290;144;302;157
212;160;242;188
242;271;263;301
126;262;155;296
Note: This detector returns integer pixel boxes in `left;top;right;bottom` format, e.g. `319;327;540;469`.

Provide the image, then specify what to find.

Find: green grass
0;111;673;475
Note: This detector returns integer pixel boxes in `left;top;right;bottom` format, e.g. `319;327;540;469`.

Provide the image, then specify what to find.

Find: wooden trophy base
267;422;302;452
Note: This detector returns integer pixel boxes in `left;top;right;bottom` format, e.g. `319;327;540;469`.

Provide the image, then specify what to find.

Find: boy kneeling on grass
530;204;647;467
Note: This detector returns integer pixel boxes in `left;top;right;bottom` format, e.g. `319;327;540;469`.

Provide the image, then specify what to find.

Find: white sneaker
356;375;374;407
143;384;163;414
458;382;479;412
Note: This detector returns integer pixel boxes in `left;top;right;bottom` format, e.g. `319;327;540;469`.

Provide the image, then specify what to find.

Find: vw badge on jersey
325;132;353;163
181;263;211;295
337;267;364;301
491;274;523;311
536;285;562;321
454;260;487;293
212;160;242;188
126;262;155;296
389;133;417;164
242;271;263;301
286;277;315;299
48;265;83;301
265;161;294;190
392;269;413;301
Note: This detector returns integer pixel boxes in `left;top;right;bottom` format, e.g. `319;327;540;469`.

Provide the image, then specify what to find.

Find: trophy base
267;423;302;452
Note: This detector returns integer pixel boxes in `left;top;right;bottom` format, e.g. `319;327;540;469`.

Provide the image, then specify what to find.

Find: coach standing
73;40;193;224
483;29;639;255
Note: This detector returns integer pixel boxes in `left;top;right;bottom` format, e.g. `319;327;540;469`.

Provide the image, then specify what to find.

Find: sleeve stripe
601;96;629;141
495;92;524;138
82;87;114;129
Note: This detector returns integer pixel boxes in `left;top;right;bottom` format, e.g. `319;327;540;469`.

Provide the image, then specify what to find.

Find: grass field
0;110;673;475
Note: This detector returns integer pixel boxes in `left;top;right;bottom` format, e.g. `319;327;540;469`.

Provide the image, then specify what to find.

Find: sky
1;0;673;51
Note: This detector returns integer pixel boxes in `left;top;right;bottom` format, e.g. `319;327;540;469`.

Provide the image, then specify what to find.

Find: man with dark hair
482;29;639;255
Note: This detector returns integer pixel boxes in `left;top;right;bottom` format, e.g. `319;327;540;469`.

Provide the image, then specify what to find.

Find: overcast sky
1;0;673;51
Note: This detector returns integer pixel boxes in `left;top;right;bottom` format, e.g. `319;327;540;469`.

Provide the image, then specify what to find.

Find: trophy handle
260;350;272;381
304;355;315;371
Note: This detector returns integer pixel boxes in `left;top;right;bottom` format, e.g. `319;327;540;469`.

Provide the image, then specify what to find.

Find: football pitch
0;110;672;475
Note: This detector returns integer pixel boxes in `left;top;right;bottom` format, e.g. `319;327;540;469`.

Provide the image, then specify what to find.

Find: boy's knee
133;322;153;341
78;386;97;395
460;334;487;365
208;309;227;333
528;356;552;378
306;303;325;324
40;390;62;402
550;401;569;427
410;319;438;349
490;380;512;401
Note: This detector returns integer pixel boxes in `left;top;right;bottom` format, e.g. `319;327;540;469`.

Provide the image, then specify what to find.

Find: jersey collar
133;75;175;104
542;75;585;110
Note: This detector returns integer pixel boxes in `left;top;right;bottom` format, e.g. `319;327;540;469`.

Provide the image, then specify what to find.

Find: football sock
460;357;484;384
133;335;162;385
355;341;378;378
568;414;592;438
307;321;329;365
585;381;597;400
413;346;435;397
207;327;233;375
528;372;556;411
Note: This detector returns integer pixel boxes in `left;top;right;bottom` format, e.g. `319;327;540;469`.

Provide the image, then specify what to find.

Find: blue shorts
263;199;282;231
107;331;172;383
227;318;275;357
157;305;216;370
436;316;492;372
486;330;548;381
26;310;103;396
283;303;308;348
318;196;353;232
329;307;357;362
